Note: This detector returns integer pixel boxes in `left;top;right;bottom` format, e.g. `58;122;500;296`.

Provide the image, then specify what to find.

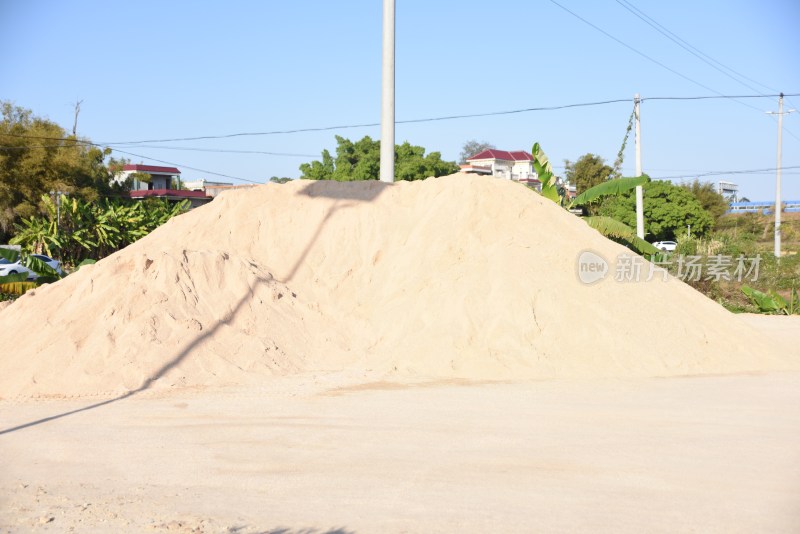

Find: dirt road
2;372;799;533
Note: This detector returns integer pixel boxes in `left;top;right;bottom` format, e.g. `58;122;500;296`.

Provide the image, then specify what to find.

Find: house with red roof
464;149;541;190
116;164;212;208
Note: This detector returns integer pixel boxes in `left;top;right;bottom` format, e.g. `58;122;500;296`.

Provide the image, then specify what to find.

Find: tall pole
775;93;783;258
767;93;797;258
379;0;395;183
72;99;83;137
634;94;644;239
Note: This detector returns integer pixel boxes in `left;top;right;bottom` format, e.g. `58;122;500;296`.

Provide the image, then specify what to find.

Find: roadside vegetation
0;102;189;301
532;140;798;314
666;213;800;313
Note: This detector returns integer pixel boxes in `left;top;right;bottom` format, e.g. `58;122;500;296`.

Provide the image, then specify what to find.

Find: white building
114;164;212;208
183;179;233;192
718;181;739;202
116;164;182;190
466;149;537;181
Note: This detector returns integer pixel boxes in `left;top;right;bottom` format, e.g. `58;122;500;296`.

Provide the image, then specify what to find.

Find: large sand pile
0;174;794;397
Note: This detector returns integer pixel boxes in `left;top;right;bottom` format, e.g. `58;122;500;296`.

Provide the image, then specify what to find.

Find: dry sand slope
0;173;795;398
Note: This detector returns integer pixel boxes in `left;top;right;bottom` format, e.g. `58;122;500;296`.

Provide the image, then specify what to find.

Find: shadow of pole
0;273;270;436
0;179;392;436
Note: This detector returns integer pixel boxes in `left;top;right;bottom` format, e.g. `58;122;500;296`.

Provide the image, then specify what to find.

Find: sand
2;174;800;532
0;174;796;398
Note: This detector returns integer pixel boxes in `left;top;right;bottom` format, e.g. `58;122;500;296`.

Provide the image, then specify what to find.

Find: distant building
183;179;233;192
464;148;575;195
117;164;212;209
183;179;256;199
466;149;537;182
718;180;739;202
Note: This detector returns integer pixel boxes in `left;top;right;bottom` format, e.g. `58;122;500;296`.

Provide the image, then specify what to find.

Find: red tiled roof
467;149;533;162
123;164;181;174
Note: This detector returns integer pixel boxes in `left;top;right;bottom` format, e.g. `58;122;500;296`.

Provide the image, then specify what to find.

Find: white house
465;149;541;190
117;164;182;191
115;164;212;208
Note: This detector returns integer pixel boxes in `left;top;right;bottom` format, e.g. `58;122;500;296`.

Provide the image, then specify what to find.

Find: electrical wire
3;93;797;147
106;147;261;184
614;0;773;96
548;0;765;113
0;143;318;157
653;165;800;180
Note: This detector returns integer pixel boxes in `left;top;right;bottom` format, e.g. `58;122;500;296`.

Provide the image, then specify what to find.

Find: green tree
269;176;292;184
459;140;495;164
299;135;459;181
564;153;613;196
0;101;130;241
680;179;729;225
11;194;188;265
599;180;713;241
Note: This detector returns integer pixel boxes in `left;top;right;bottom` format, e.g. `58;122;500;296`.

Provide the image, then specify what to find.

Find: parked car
0;254;64;280
652;240;678;252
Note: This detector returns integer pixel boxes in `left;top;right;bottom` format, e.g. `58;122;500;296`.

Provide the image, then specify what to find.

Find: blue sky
2;0;799;200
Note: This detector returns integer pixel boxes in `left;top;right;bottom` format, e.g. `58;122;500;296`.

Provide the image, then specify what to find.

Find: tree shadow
0;180;393;436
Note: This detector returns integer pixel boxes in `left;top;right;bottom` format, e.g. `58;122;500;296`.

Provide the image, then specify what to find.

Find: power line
653;165;800;180
106;147;261;184
614;0;772;96
548;0;765;113
3;93;797;147
0;143;318;157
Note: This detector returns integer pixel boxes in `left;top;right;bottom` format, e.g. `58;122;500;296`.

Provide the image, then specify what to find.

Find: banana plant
11;194;189;266
531;142;563;204
0;247;63;296
742;285;800;315
531;142;656;255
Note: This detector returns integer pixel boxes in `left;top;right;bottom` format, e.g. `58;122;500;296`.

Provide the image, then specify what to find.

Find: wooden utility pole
72;99;83;136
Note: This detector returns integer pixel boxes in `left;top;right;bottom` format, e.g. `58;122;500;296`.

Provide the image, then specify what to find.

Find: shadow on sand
0;180;392;436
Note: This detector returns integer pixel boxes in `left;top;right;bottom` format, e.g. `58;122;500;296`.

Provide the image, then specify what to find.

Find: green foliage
570;175;649;209
299;135;459;182
0;101;132;242
583;216;659;255
459;140;495;164
0;246;63;297
741;285;800;315
599;180;713;241
564;153;613;196
680;179;729;225
10;194;188;265
531;142;654;254
269;176;292;184
531;143;562;204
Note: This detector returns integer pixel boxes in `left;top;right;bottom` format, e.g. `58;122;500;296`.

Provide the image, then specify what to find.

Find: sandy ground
2;372;800;533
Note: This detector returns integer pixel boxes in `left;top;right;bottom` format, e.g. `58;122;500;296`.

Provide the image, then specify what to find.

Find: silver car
0;254;64;280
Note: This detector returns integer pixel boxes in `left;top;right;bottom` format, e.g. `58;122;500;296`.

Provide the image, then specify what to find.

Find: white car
652;240;677;252
0;254;64;280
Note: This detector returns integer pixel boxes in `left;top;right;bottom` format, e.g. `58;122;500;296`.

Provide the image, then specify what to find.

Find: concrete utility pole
379;0;395;183
767;93;796;258
634;94;644;239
